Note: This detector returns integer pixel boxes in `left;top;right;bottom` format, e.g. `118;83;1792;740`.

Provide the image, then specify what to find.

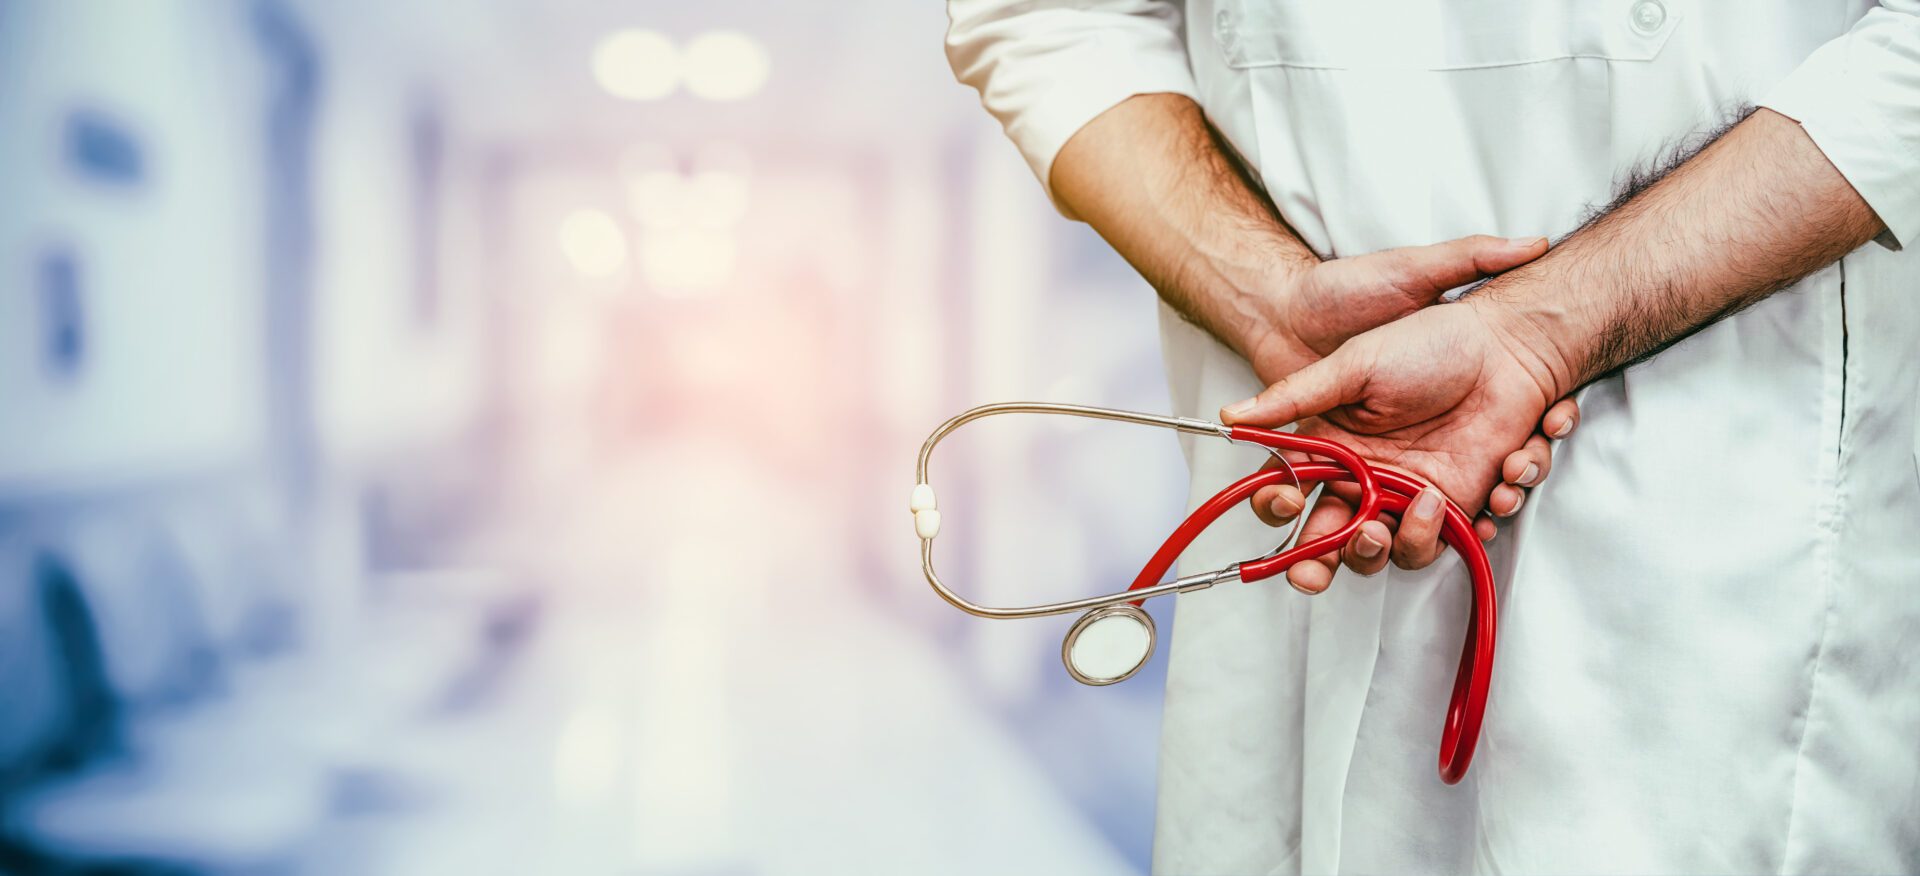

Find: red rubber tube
1124;427;1496;784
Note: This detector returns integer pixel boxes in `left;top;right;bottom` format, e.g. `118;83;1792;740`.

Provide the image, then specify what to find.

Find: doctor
948;1;1920;873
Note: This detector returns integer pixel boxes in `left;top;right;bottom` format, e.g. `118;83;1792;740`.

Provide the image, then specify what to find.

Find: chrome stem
915;402;1223;484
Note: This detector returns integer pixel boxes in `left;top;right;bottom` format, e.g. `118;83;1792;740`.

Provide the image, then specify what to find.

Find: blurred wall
307;32;494;465
0;1;269;493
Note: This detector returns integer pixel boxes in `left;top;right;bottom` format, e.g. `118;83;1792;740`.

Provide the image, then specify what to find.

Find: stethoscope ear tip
914;508;941;540
1062;604;1155;686
911;483;941;539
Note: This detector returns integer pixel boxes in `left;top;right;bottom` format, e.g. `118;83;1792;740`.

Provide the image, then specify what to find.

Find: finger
1384;234;1550;297
1250;483;1306;527
1488;482;1527;517
1390;487;1448;570
1286;492;1356;594
1502;433;1552;487
1222;356;1362;427
1342;517;1394;577
1475;515;1498;543
1542;397;1580;440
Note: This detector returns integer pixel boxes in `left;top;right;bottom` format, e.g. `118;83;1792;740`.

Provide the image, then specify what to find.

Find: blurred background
0;1;1194;873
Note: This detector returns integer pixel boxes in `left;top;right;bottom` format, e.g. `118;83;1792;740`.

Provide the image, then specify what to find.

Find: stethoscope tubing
1121;426;1495;784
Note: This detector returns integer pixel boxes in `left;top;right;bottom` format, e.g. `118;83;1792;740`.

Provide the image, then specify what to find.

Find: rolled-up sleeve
1760;3;1920;249
947;0;1198;215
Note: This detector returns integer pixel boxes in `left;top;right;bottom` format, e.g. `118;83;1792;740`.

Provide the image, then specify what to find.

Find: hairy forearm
1051;93;1318;362
1473;107;1886;399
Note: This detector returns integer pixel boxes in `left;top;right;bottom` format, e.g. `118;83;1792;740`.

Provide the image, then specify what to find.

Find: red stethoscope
912;403;1496;784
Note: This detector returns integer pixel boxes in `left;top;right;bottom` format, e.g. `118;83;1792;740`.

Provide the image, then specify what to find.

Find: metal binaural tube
913;402;1238;620
915;402;1222;484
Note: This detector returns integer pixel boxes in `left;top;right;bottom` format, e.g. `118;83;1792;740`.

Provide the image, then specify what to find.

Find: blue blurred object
32;551;124;771
36;247;86;379
63;109;145;186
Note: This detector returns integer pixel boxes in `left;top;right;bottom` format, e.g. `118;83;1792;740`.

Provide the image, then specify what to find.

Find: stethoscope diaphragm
1061;603;1156;686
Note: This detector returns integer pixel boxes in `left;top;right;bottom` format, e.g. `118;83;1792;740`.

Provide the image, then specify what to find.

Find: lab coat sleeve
1760;3;1920;250
946;0;1199;217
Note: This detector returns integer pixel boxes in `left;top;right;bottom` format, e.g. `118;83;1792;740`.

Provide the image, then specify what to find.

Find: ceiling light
592;29;680;101
682;31;769;101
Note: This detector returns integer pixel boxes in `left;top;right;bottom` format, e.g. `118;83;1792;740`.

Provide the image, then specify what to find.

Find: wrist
1212;243;1320;380
1062;92;1325;376
1464;292;1582;402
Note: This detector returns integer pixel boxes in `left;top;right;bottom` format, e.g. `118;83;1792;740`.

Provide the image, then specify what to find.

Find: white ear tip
910;483;937;512
914;508;942;540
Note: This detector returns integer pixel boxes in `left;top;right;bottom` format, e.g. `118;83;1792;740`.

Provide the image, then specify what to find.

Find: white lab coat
948;1;1920;872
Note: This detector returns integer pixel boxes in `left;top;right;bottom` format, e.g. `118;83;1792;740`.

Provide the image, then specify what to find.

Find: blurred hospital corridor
0;0;1192;872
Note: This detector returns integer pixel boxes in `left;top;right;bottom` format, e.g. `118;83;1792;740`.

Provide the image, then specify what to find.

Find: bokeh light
592;29;680;101
640;229;736;291
681;31;770;101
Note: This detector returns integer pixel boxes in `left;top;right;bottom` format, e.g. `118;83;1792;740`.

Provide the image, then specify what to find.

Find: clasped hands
1221;235;1578;594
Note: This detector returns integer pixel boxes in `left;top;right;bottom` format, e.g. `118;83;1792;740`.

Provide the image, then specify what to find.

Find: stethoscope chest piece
1062;604;1156;686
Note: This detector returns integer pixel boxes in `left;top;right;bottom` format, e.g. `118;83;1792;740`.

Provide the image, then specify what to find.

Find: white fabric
948;1;1920;873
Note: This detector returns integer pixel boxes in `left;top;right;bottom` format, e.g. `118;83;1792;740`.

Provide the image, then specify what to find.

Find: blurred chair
1;508;331;870
0;536;121;795
3;487;546;871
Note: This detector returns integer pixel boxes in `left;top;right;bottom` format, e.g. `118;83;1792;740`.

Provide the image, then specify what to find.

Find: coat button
1629;0;1667;35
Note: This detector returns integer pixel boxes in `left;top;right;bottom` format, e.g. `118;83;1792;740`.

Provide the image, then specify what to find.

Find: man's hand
1219;107;1884;594
1244;235;1546;379
1238;239;1583;558
1224;300;1561;591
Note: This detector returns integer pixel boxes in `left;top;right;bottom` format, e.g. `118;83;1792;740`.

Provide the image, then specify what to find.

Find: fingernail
1507;236;1547;247
1288;577;1318;596
1223;398;1257;418
1354;534;1383;559
1500;491;1526;517
1413;489;1442;518
1271;496;1296;518
1518;462;1539;486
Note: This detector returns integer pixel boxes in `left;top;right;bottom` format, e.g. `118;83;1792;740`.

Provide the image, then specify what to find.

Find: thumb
1221;354;1363;427
1386;234;1548;299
